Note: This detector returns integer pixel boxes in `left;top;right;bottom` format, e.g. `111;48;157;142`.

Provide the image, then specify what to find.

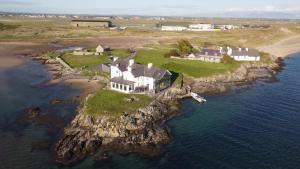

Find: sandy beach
258;35;300;58
0;41;57;68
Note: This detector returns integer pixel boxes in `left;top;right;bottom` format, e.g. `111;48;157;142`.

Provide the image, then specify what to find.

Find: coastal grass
86;90;153;117
135;48;240;78
110;49;132;58
61;53;111;68
1;18;299;49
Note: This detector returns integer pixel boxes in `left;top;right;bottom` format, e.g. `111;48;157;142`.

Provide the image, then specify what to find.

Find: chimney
113;57;118;62
227;47;232;55
148;63;153;69
129;59;134;66
128;67;132;72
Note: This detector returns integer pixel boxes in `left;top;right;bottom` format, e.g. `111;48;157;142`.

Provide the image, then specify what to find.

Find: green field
135;48;240;78
61;53;110;68
86;90;153;116
110;49;132;58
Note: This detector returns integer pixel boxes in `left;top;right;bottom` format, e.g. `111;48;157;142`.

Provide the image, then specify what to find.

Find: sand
258;35;300;58
0;42;57;68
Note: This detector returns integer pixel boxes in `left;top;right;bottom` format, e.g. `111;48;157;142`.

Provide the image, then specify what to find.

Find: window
112;83;116;88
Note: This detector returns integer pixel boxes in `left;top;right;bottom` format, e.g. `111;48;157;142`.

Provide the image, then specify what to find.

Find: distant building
224;47;260;61
161;26;187;31
215;24;236;30
71;20;112;28
188;24;215;31
110;57;172;94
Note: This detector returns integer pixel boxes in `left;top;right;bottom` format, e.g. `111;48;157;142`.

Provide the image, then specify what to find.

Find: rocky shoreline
53;55;284;165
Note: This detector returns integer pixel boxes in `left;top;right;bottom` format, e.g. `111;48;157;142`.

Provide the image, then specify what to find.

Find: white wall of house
110;82;133;94
231;55;260;61
96;45;104;53
111;65;123;78
110;65;156;91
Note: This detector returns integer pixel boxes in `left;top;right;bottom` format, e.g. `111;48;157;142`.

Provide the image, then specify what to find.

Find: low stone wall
170;56;222;63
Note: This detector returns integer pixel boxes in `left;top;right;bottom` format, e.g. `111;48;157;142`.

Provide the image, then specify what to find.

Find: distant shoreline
258;35;300;58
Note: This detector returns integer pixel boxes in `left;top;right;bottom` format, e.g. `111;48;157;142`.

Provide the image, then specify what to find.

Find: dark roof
231;48;260;57
199;49;222;57
72;20;111;23
112;58;171;80
111;77;135;85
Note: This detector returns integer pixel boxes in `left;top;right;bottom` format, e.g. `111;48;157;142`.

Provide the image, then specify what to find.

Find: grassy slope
86;90;153;116
135;49;240;78
61;53;110;68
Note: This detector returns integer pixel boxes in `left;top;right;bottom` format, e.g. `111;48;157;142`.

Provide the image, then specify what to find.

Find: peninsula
1;16;300;166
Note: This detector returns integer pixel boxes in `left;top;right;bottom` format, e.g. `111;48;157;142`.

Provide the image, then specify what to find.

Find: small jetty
191;92;207;103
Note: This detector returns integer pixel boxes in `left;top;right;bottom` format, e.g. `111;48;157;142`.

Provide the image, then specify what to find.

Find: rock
26;107;41;118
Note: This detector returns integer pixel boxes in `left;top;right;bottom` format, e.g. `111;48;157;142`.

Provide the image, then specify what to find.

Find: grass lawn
135;49;241;78
61;53;111;68
86;90;153;117
110;49;131;58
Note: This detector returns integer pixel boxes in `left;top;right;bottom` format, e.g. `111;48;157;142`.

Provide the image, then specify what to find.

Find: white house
161;26;187;31
110;57;172;94
225;47;260;61
96;45;105;53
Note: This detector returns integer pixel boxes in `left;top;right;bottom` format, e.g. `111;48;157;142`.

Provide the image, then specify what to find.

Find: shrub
221;55;235;64
177;39;194;55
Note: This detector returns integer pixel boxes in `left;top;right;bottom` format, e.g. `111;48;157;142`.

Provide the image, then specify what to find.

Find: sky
1;0;300;18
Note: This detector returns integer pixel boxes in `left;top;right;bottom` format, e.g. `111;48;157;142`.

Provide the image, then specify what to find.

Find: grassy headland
86;90;153;117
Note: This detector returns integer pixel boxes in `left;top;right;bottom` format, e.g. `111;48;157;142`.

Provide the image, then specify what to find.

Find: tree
164;49;180;58
177;39;194;55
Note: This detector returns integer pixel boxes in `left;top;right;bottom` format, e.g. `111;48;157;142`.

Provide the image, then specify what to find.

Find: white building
225;47;260;61
110;57;172;94
161;26;187;31
188;24;214;31
96;45;105;53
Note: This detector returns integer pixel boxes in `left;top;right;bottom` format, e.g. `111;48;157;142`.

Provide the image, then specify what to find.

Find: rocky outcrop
188;61;282;94
54;94;182;166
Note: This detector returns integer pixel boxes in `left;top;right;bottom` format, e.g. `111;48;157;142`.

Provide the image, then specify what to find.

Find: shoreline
53;54;288;165
1;35;300;166
258;35;300;59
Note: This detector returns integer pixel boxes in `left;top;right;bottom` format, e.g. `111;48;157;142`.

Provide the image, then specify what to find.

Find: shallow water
1;54;300;169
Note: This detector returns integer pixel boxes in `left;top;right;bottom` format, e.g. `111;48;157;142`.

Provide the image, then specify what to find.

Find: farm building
71;20;112;28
